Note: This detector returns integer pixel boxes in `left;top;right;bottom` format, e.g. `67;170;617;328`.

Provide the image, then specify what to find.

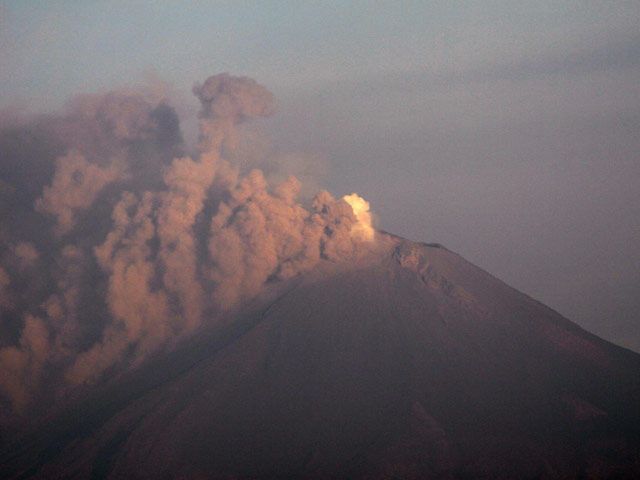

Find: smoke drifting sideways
0;74;376;419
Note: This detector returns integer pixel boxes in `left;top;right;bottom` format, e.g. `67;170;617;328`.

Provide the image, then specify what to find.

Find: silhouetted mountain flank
2;233;639;479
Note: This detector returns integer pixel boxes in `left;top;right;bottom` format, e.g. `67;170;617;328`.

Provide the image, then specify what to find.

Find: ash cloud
36;150;125;234
0;74;375;418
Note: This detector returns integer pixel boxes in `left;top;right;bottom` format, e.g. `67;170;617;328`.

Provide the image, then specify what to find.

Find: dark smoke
0;74;375;418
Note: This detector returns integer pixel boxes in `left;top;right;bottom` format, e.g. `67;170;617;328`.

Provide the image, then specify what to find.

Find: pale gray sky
1;1;639;350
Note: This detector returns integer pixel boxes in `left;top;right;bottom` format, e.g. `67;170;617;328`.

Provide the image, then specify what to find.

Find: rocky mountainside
2;233;639;479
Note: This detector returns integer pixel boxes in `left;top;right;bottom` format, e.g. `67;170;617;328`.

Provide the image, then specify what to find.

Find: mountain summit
2;233;639;479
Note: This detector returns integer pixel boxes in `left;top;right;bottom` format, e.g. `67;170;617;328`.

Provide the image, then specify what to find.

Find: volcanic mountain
2;233;639;479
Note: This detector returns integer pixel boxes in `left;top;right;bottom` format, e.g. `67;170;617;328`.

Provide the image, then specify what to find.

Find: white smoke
342;193;375;242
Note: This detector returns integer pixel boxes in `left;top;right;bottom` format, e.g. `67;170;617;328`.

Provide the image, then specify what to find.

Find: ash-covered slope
2;234;640;479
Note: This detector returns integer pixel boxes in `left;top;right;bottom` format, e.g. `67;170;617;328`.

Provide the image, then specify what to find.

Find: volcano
2;233;639;479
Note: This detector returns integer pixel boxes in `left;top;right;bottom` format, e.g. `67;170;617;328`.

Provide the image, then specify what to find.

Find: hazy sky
1;1;639;351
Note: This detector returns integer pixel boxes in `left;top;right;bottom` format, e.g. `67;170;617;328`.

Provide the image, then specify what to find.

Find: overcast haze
1;1;639;351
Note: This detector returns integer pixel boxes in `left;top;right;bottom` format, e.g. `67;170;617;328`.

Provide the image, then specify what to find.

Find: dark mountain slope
2;234;639;479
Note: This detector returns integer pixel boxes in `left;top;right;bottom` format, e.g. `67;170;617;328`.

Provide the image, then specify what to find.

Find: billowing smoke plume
342;193;375;241
35;151;125;234
0;74;375;419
